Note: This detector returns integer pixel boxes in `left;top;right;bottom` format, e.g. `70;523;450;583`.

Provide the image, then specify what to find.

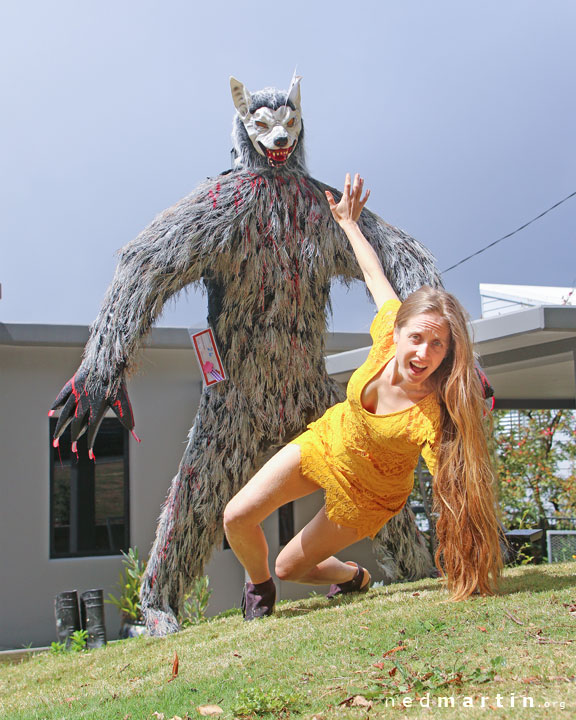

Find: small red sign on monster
191;328;226;386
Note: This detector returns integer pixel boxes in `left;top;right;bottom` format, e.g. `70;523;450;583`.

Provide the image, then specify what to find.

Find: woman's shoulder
413;393;443;437
369;298;402;341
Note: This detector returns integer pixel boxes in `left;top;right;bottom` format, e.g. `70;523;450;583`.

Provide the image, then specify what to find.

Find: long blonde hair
396;286;502;600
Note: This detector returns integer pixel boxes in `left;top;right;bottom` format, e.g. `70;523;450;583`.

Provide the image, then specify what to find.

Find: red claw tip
48;410;55;417
131;430;142;444
71;441;78;454
88;449;95;461
52;438;59;448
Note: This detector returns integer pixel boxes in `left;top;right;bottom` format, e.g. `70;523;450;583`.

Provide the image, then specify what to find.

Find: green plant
180;575;212;627
69;630;88;652
233;686;300;716
50;641;67;654
106;547;146;623
365;655;508;699
418;618;447;633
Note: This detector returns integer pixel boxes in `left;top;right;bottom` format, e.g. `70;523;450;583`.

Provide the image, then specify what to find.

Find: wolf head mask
230;76;307;174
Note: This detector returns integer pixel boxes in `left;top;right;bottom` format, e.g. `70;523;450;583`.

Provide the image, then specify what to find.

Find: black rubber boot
80;589;107;648
54;590;81;648
241;577;276;621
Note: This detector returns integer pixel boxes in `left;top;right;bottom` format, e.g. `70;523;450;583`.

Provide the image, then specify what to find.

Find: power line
441;190;576;275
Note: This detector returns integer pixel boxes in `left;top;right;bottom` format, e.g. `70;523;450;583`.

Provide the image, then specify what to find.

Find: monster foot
143;606;180;636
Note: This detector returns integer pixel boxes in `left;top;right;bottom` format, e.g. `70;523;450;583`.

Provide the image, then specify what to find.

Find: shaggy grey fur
71;81;440;635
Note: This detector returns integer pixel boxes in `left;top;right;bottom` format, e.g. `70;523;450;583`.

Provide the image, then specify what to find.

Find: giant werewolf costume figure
51;76;440;635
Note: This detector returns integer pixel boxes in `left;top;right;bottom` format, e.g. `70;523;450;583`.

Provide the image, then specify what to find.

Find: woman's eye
255;121;269;129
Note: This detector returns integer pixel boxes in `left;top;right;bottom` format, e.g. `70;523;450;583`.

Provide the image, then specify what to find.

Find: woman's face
393;312;451;387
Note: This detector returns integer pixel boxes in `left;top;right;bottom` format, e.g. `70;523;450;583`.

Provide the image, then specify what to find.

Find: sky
1;0;575;332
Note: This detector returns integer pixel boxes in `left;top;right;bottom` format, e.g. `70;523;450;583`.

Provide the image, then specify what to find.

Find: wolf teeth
265;145;293;164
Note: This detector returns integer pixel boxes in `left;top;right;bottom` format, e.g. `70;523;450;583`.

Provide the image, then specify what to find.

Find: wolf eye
255;121;269;129
287;118;295;128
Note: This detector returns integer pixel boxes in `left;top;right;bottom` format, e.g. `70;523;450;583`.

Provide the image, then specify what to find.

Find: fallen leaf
373;662;385;669
339;695;373;709
412;592;420;597
197;705;223;716
389;667;397;677
232;651;242;657
359;625;369;630
351;696;373;709
382;645;406;658
168;651;179;682
152;713;165;720
477;626;487;632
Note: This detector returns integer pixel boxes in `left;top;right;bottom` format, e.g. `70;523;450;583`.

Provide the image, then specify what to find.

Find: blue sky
1;0;575;331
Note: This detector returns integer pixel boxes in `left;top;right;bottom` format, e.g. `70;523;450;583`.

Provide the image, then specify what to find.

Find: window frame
49;417;131;559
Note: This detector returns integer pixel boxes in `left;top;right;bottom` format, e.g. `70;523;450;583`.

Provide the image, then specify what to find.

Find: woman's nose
416;343;430;360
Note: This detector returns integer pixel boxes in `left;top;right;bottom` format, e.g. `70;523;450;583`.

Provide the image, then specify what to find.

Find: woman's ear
393;326;399;345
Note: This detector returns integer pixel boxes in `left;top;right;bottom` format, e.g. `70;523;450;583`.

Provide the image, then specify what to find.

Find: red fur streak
208;182;221;209
71;375;81;417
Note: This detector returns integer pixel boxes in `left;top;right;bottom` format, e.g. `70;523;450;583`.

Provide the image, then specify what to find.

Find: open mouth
409;361;427;376
260;142;295;167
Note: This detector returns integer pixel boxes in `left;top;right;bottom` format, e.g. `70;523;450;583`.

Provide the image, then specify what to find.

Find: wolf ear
230;77;252;119
287;74;302;111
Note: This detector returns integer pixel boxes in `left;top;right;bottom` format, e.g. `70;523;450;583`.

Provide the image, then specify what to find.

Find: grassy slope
1;563;574;720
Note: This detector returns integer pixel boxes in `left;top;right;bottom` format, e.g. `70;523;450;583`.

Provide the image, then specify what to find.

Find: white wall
0;338;379;649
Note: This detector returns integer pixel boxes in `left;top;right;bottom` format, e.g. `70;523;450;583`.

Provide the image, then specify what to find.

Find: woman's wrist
338;218;360;232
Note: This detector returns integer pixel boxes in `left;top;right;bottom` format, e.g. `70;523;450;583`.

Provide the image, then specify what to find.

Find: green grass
1;562;575;719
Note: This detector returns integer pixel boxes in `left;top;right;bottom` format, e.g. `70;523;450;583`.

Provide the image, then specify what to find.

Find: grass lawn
1;562;574;720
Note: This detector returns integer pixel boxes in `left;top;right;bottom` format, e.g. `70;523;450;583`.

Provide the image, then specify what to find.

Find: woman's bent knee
222;498;247;534
275;554;306;582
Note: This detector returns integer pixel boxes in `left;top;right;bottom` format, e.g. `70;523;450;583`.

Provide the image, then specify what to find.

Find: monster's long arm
312;179;442;299
51;175;240;450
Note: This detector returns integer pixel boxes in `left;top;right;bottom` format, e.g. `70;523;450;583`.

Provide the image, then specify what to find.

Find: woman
223;173;502;620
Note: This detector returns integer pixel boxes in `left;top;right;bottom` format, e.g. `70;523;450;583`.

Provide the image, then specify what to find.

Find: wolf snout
274;136;289;147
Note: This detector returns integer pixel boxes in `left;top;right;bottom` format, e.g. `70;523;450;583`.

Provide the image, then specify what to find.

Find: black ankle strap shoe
326;563;370;599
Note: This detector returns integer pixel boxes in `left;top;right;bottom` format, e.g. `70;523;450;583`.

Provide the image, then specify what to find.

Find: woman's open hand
325;173;370;226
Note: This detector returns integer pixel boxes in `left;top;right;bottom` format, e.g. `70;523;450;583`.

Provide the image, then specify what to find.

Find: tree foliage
493;409;576;529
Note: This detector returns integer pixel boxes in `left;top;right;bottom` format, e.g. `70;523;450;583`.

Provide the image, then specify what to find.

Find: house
1;283;575;649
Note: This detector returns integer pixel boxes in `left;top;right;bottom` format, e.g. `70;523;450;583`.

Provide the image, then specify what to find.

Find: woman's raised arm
326;173;399;309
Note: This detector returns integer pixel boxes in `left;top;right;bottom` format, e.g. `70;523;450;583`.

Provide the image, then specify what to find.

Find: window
50;418;130;558
278;502;294;546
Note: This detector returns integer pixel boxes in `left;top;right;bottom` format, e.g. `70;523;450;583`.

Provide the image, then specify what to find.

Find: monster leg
372;505;436;583
140;389;267;636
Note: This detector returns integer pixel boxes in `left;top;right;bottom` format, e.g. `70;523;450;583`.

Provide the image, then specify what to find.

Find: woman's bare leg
223;444;319;584
275;508;370;587
224;443;369;589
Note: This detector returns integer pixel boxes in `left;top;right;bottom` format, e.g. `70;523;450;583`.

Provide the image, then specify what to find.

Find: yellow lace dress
290;298;441;539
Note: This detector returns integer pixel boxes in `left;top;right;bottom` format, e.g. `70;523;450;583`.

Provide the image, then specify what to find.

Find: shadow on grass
272;564;576;621
500;565;576;595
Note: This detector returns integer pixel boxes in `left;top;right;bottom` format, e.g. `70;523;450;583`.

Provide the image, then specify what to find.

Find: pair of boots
54;589;107;649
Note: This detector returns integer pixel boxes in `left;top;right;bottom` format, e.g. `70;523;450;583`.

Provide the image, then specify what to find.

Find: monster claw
71;441;78;454
52;438;59;448
131;430;141;443
48;410;55;417
88;449;95;461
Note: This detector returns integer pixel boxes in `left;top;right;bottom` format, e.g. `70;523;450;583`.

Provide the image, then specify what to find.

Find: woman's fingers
326;174;370;222
325;190;336;207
